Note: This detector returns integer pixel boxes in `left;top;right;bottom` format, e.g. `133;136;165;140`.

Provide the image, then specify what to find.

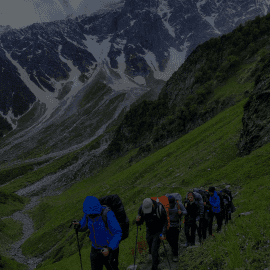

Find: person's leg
90;246;104;270
197;219;202;242
168;227;179;256
216;212;223;232
146;231;154;256
184;223;190;244
201;218;207;240
224;206;229;225
208;213;213;236
151;233;161;270
190;222;196;245
105;247;119;270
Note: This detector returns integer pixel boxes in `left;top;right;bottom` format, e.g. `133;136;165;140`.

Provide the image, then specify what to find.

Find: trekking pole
69;221;83;270
133;225;139;269
160;236;171;270
75;228;83;270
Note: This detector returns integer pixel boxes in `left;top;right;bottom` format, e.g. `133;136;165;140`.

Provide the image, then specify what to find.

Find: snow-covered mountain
0;0;269;160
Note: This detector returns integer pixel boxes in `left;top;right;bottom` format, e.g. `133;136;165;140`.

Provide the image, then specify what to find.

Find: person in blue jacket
208;186;224;235
73;196;122;270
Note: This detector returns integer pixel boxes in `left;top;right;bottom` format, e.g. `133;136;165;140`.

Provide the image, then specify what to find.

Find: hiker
165;194;187;262
72;196;122;270
218;190;231;225
136;198;168;270
193;188;212;241
184;192;201;247
189;190;204;244
208;187;224;235
220;188;236;221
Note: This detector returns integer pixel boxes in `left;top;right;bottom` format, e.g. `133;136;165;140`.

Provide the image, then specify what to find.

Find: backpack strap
86;206;112;235
156;203;162;218
176;200;180;211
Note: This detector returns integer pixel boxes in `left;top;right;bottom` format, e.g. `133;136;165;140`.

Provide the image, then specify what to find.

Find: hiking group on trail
71;187;236;270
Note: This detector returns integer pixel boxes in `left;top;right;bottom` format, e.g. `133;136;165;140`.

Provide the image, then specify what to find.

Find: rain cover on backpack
165;193;182;203
151;196;170;230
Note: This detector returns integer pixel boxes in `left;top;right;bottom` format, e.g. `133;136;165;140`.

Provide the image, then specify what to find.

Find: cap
208;186;215;193
142;198;153;214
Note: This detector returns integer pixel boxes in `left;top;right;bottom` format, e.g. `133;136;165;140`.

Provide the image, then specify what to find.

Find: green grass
0;218;24;242
10;97;267;269
0;218;26;270
0;190;29;218
0;256;28;270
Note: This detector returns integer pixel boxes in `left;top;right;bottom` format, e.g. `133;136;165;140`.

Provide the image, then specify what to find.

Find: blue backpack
209;191;221;213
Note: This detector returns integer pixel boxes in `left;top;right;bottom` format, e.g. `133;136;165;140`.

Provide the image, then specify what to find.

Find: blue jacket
209;191;221;213
78;196;122;250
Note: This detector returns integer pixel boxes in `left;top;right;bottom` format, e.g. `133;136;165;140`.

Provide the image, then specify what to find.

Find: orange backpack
151;196;170;230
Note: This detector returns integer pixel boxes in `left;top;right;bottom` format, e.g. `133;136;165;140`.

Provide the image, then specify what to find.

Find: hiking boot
173;256;178;262
148;254;152;261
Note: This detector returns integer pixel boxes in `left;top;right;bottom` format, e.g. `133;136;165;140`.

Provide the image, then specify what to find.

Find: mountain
2;4;270;270
1;0;270;164
106;11;270;159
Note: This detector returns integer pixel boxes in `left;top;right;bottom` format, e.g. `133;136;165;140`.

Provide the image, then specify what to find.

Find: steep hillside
107;13;270;160
2;97;270;270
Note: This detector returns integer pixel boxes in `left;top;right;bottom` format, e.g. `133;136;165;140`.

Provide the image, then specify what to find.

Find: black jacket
136;199;168;235
184;200;200;224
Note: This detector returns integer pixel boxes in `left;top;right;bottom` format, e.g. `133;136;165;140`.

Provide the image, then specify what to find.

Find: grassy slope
0;218;27;270
16;97;270;270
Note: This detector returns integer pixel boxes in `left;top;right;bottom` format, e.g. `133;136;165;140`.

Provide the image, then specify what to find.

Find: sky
0;0;121;29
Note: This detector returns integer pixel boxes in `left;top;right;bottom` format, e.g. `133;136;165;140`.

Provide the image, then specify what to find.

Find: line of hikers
71;186;236;270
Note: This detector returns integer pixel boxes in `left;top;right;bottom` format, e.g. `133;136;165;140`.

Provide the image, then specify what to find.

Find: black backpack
220;189;233;201
195;189;210;201
88;194;129;242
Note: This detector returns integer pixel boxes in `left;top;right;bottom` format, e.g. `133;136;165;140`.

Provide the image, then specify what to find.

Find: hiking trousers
184;222;196;245
166;227;180;256
208;212;223;235
200;218;208;240
146;231;161;270
90;246;119;270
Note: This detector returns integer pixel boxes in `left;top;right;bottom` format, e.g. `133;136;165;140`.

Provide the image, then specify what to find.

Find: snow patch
197;0;207;14
58;45;84;107
143;47;185;81
130;20;136;26
157;0;175;37
133;76;145;85
2;48;59;123
83;34;112;62
64;36;85;50
204;14;221;34
106;52;140;90
0;108;17;129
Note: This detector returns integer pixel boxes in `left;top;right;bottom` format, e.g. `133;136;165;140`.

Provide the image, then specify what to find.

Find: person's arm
71;214;88;232
161;206;168;236
136;205;144;226
179;202;187;216
106;211;122;250
78;214;89;232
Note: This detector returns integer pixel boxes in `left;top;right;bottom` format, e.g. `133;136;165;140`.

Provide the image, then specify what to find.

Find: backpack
165;193;182;213
97;194;129;242
195;189;209;201
192;192;203;203
220;189;233;202
151;196;170;230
